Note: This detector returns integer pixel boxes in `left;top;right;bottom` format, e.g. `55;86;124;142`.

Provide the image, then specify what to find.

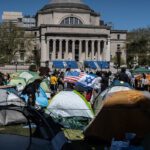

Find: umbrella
85;90;150;143
8;77;26;87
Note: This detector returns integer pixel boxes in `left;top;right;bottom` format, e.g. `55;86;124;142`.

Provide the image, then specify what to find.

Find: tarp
97;61;110;69
84;61;97;69
84;90;150;143
46;90;94;118
53;61;65;69
66;61;78;69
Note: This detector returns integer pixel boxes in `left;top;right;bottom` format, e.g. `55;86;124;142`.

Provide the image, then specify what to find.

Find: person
118;68;130;84
141;73;149;91
57;72;64;91
86;89;93;102
22;79;42;104
101;72;109;92
0;72;5;85
28;93;35;107
50;73;58;92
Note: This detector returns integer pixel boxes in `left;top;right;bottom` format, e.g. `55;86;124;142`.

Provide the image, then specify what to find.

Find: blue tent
21;87;48;108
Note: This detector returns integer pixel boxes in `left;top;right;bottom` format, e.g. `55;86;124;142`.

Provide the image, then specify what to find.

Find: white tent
46;91;94;119
0;88;26;125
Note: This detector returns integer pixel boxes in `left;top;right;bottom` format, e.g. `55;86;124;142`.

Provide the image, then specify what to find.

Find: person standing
50;73;58;92
118;68;130;84
141;73;149;91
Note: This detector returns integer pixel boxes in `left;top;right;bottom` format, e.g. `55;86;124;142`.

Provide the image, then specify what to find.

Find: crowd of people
0;67;150;106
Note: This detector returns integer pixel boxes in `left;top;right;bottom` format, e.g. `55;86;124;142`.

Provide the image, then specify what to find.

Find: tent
40;79;51;92
8;77;26;88
46;90;94;129
40;79;51;98
46;90;93;118
0;99;68;150
93;80;132;114
0;88;25;125
21;87;48;108
11;71;40;82
84;90;150;143
133;67;150;74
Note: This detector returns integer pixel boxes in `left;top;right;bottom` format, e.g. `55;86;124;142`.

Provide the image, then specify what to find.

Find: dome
39;0;99;16
50;0;83;4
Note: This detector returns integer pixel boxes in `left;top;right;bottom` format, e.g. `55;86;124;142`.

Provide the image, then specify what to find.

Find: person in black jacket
118;68;130;84
22;79;42;106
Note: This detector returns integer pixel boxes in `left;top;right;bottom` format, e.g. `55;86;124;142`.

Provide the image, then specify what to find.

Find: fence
0;65;29;73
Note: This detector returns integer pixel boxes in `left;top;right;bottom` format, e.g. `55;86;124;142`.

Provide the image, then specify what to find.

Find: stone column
103;40;107;61
106;37;111;62
91;40;95;60
97;40;100;60
65;40;68;60
72;40;75;60
79;40;82;62
52;39;56;60
59;39;62;60
41;36;47;66
85;40;88;60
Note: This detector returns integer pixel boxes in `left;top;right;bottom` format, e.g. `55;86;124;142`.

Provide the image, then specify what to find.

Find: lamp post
15;61;18;72
116;50;122;71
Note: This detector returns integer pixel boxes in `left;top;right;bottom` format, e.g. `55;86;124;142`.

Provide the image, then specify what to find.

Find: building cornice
40;24;111;30
111;30;128;33
44;32;108;38
37;9;100;17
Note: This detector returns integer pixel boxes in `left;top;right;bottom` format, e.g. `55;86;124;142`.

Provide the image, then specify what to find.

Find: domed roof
50;0;83;4
39;0;99;16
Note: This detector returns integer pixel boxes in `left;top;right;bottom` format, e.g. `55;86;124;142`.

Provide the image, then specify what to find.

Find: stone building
32;0;127;66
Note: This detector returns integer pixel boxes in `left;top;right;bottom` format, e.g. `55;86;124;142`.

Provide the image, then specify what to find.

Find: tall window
117;44;120;50
117;34;120;40
60;17;83;25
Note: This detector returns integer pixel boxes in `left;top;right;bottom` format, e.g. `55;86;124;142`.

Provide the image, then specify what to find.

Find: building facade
34;0;127;66
2;11;36;28
3;0;127;66
2;11;23;23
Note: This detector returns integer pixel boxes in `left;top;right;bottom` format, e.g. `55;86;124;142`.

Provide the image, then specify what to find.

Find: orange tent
84;90;150;143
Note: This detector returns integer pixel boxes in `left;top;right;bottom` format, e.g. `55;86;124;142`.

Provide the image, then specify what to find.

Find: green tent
9;77;26;87
133;67;150;74
10;71;39;82
40;79;50;93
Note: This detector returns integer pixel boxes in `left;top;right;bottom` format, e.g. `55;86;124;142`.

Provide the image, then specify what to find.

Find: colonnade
41;36;110;64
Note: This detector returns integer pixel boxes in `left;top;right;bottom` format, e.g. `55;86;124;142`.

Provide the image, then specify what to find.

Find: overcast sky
0;0;150;31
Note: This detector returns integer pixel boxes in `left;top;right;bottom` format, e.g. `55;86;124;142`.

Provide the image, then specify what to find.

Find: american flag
64;71;86;83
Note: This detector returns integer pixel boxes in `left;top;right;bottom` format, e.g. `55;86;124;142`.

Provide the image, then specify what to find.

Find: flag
64;71;86;83
75;74;97;90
